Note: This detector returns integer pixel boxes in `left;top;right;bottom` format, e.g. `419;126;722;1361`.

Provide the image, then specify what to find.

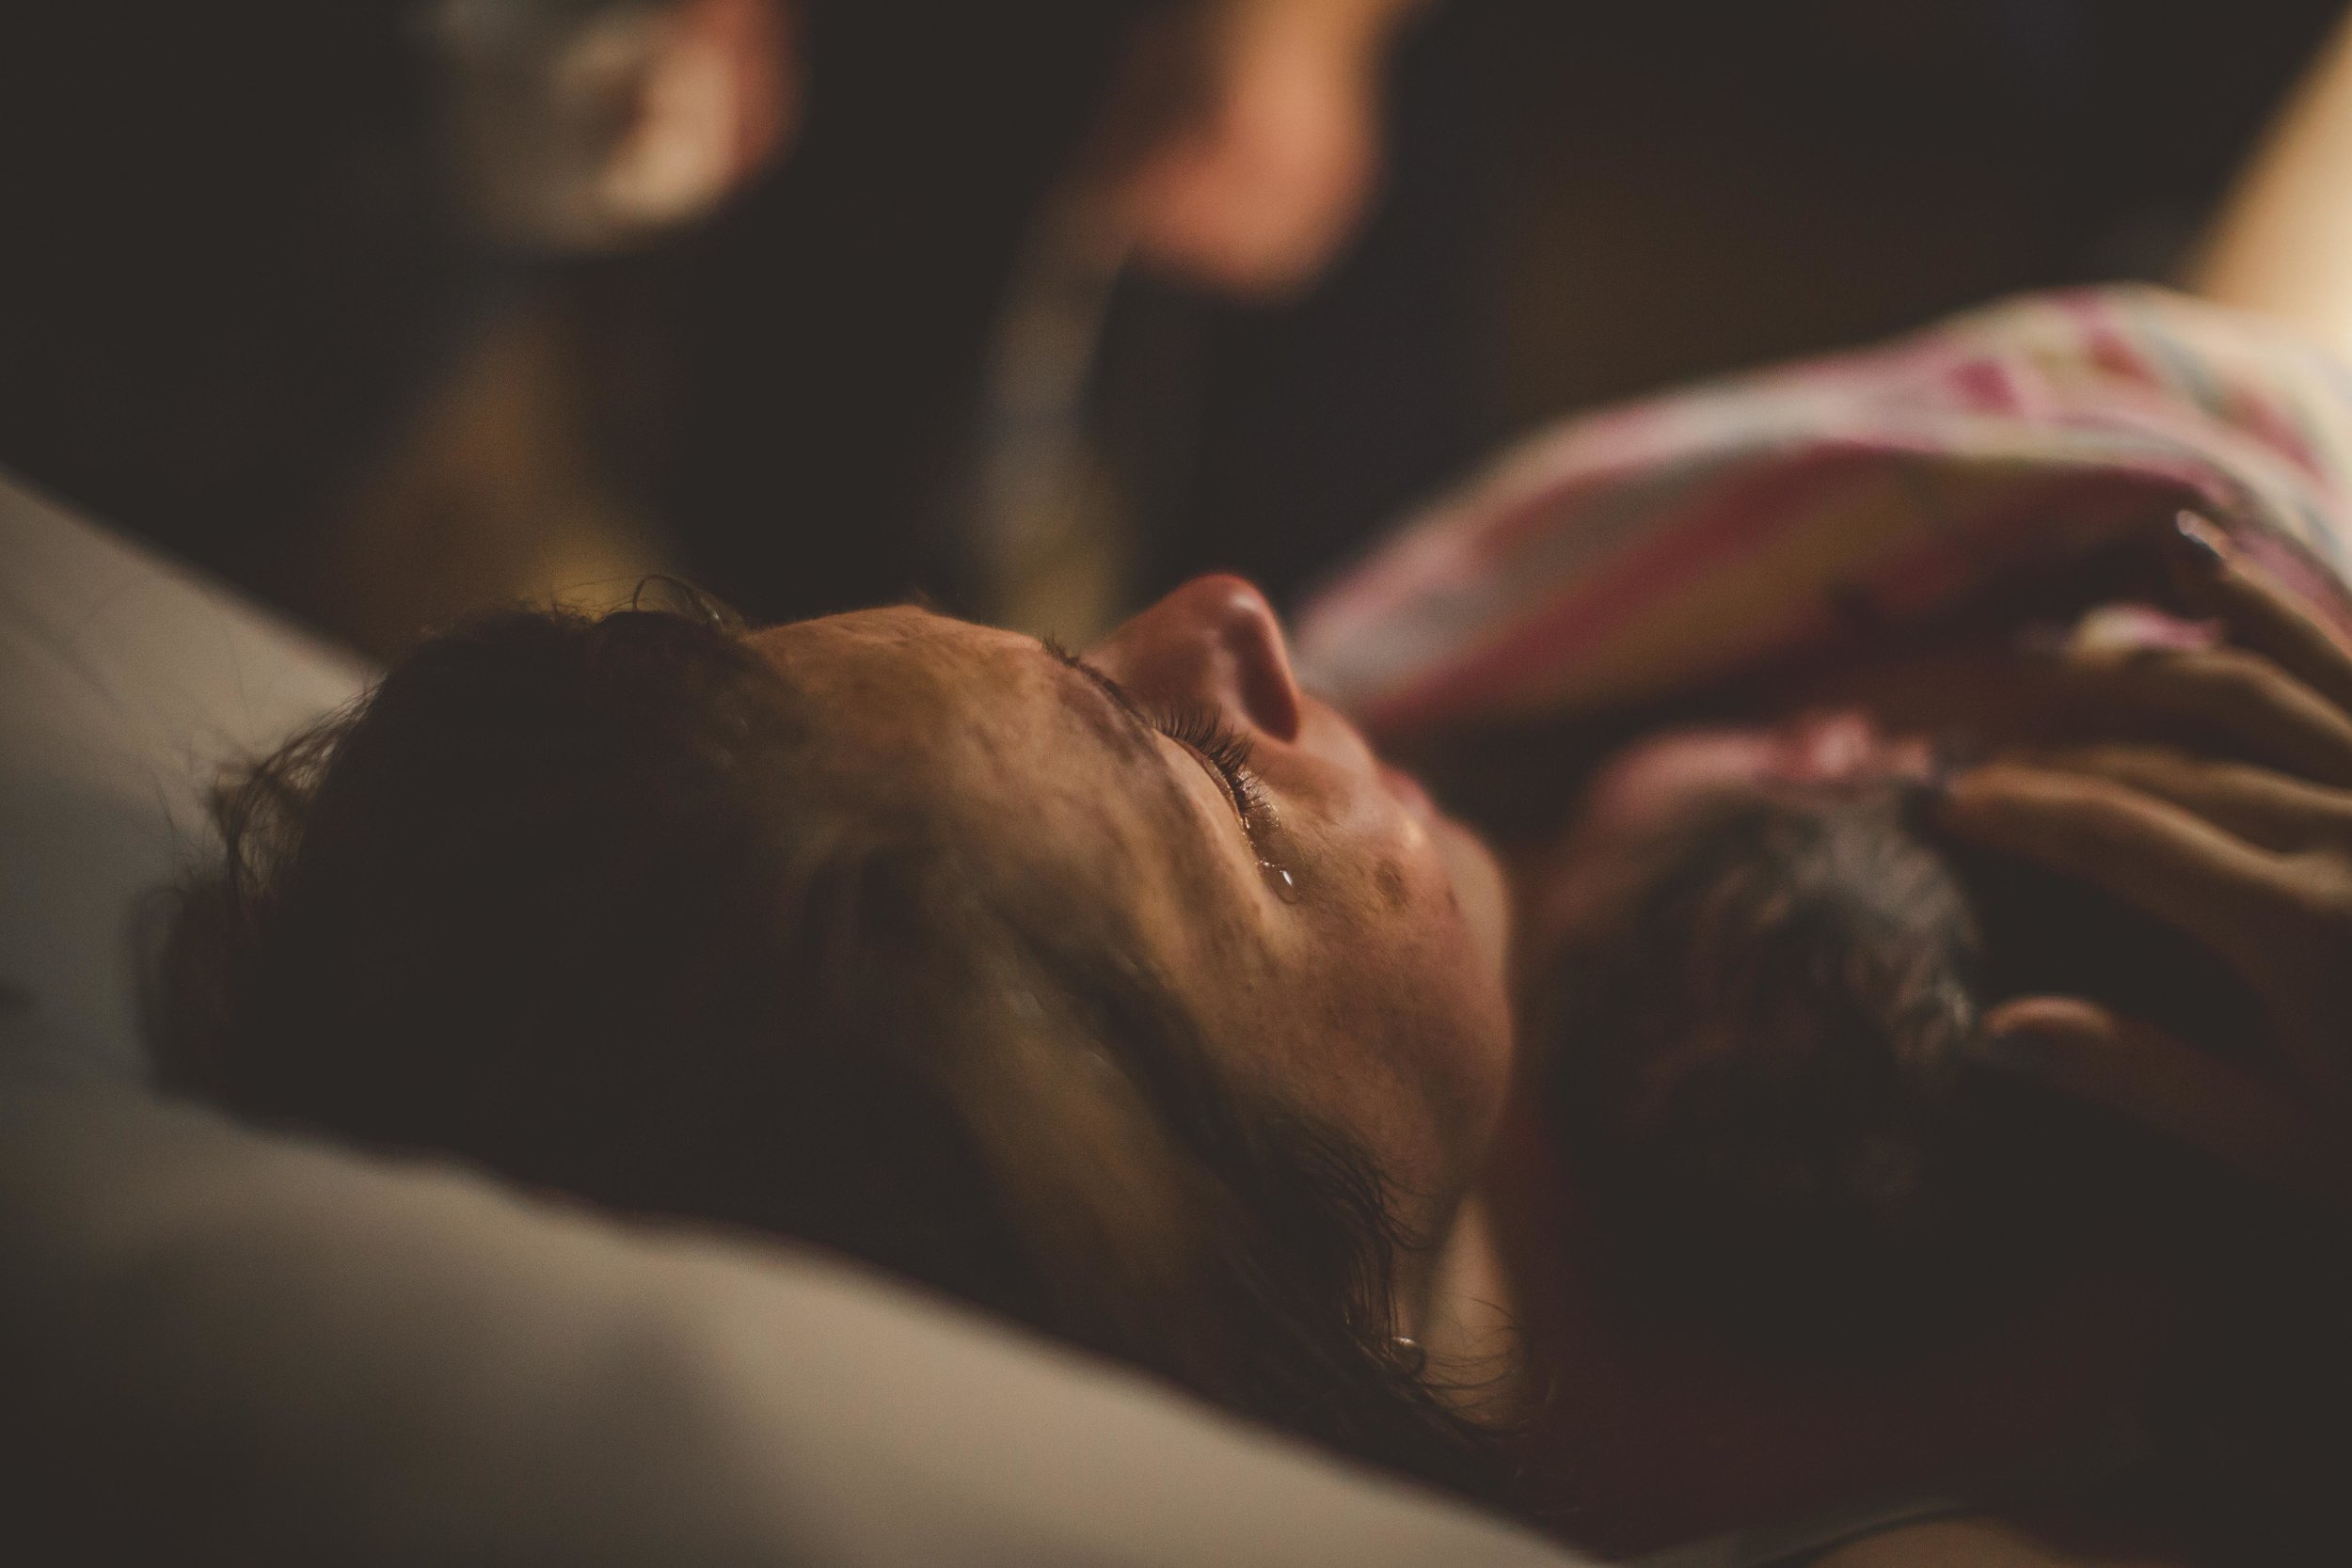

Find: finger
1977;996;2351;1206
2044;640;2352;788
1962;759;2352;1118
2166;511;2352;715
1998;742;2352;854
1935;763;2293;973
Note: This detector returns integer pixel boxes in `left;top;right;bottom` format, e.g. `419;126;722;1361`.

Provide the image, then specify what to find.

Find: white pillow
0;467;367;1077
0;1080;1581;1566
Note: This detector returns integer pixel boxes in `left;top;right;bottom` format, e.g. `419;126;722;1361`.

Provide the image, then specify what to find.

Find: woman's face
744;576;1514;1235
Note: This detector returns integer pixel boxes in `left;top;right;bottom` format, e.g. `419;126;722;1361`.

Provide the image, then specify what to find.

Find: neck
1416;1164;1535;1422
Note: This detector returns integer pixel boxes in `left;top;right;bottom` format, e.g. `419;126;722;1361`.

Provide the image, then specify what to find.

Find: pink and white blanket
1296;286;2352;736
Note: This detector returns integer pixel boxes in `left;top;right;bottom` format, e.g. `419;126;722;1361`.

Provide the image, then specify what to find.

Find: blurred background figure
5;1;2351;656
638;0;1444;641
0;0;804;651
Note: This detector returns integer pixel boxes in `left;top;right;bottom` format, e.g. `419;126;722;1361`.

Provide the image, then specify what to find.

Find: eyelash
1042;637;1270;834
1150;701;1270;832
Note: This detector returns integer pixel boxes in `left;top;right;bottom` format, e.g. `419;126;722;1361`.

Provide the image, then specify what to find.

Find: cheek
1408;828;1516;1158
1290;810;1513;1198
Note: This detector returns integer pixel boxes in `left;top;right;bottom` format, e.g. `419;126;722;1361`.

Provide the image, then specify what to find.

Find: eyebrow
1039;641;1216;843
1043;639;1158;756
1038;643;1242;911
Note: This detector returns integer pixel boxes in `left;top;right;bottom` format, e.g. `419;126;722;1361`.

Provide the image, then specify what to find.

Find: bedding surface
0;467;367;1077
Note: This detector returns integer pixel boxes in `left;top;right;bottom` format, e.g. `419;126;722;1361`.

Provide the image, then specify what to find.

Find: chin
1432;814;1518;1162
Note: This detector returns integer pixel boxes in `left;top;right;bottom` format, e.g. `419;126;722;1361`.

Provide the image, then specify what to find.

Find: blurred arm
2190;5;2352;356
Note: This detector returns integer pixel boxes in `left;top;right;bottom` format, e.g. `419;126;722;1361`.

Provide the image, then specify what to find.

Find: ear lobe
440;0;801;251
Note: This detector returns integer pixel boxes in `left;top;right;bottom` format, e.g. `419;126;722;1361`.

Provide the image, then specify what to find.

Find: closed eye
1043;637;1269;836
1147;701;1269;832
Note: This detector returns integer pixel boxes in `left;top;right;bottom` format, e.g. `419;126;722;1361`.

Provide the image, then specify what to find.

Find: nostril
1229;648;1302;744
1213;589;1303;743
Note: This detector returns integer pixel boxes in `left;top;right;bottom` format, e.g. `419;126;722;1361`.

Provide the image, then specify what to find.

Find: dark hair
160;603;1506;1502
1542;791;1982;1356
1539;787;2212;1361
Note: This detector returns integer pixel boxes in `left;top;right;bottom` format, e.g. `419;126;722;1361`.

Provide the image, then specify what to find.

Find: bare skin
738;554;2346;1561
1936;519;2352;1207
742;574;2118;1559
1484;517;2352;1558
1796;529;2352;1568
745;574;1515;1317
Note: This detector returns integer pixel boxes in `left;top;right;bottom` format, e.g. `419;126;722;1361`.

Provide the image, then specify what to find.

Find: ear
439;0;801;251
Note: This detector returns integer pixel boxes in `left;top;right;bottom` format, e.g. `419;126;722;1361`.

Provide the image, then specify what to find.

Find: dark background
2;0;2344;644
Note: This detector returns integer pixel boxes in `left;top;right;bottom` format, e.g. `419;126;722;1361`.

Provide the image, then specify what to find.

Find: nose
1086;575;1305;744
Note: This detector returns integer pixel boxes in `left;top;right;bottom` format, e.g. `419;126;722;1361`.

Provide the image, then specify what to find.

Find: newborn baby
1521;686;2254;1364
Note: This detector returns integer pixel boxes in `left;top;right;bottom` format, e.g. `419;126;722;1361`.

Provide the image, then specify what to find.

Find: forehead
750;604;1019;685
743;605;1203;898
748;605;1135;766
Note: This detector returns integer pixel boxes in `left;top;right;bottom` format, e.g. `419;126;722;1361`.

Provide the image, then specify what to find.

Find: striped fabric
1295;286;2352;736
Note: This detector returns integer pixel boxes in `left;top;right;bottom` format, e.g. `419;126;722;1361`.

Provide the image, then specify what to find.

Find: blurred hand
1088;0;1428;299
1935;513;2352;1205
